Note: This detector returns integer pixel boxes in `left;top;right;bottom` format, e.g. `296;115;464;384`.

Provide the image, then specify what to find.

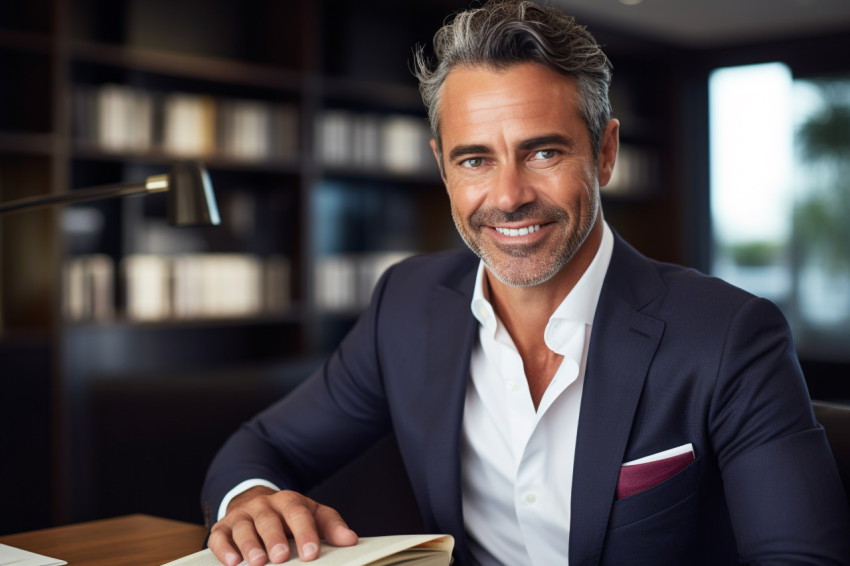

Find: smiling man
202;1;850;565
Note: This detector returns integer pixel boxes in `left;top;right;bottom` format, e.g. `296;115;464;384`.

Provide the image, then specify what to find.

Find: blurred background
1;0;849;534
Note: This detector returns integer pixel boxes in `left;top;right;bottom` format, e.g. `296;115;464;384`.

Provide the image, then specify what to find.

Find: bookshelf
0;0;459;529
0;0;683;531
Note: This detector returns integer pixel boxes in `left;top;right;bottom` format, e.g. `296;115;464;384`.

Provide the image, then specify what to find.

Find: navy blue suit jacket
203;234;850;565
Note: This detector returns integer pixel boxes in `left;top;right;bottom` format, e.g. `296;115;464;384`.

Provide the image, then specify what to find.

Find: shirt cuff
217;478;281;522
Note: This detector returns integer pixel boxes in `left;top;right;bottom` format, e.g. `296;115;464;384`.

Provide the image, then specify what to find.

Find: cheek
446;179;488;216
548;167;598;206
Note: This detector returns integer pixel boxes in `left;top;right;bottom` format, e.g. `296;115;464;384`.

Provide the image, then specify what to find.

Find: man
203;1;850;564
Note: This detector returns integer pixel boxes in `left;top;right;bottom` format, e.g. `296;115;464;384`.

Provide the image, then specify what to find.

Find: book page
0;544;67;566
162;535;453;566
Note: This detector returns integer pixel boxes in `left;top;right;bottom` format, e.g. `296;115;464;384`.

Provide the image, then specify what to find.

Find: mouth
493;224;542;238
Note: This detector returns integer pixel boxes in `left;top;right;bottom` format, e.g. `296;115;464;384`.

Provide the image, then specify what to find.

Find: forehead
438;63;585;142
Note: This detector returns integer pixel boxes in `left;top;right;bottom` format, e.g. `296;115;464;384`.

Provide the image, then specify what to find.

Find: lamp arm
0;174;168;216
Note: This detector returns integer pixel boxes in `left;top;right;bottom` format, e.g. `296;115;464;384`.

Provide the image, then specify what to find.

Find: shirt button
525;493;537;504
507;380;518;391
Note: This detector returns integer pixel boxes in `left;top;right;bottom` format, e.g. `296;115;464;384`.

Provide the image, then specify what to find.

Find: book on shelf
63;254;115;322
163;93;218;157
123;253;290;321
72;85;298;162
314;110;433;175
314;251;413;313
95;84;154;152
162;534;453;566
62;253;290;322
122;254;173;321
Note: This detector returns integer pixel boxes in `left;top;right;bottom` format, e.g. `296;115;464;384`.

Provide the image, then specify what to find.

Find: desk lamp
0;161;220;226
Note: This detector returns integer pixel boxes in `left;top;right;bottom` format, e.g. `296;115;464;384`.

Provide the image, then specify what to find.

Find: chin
484;256;564;288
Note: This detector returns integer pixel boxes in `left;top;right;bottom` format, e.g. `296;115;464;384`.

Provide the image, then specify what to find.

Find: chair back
812;400;850;509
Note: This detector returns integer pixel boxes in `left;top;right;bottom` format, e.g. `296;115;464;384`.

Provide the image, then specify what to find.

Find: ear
597;119;619;188
430;138;446;183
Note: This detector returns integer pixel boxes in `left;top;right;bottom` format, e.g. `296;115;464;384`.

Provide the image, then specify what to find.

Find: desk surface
0;514;207;566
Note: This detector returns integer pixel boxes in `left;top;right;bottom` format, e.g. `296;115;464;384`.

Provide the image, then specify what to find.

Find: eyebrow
517;134;576;152
447;144;491;162
446;134;577;163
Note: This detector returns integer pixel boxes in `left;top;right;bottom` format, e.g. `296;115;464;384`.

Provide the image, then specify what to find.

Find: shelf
0;131;57;154
69;40;305;93
64;307;308;331
66;40;432;113
71;141;301;174
0;0;453;531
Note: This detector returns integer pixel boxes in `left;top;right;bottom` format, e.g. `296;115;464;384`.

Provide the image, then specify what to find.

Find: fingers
209;502;290;565
253;509;291;563
232;516;278;566
207;521;251;566
275;491;358;560
209;489;358;564
314;504;359;548
277;493;322;561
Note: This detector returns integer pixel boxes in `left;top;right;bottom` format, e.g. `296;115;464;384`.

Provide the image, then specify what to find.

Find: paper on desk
0;543;67;566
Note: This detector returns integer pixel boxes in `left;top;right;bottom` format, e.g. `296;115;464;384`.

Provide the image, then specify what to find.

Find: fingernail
270;543;288;562
302;542;319;558
225;552;241;566
248;548;266;564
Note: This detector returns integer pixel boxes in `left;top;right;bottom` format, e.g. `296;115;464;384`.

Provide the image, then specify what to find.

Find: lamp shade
167;161;221;226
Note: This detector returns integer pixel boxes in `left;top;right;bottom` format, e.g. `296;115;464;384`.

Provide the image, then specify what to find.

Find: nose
488;164;535;212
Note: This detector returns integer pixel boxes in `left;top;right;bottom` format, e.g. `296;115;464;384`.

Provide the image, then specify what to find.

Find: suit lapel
422;262;478;556
569;235;666;566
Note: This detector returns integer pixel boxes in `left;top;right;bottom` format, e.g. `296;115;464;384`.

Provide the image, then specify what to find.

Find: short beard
453;197;599;287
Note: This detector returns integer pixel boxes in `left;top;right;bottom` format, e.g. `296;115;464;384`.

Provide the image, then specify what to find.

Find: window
710;63;850;359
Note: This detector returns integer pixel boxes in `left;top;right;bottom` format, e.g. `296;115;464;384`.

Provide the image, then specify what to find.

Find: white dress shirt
461;221;613;566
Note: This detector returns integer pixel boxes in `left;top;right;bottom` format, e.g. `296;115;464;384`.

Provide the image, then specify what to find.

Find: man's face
432;63;618;288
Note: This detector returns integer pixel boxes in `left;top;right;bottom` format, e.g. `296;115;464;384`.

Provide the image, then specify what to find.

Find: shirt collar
470;220;615;342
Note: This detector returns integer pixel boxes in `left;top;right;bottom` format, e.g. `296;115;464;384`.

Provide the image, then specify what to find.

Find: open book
162;534;454;566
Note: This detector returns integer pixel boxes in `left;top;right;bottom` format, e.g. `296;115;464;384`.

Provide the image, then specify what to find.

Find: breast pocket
608;457;700;529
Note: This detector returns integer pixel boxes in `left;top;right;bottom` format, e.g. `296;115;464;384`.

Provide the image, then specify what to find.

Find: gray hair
413;0;613;159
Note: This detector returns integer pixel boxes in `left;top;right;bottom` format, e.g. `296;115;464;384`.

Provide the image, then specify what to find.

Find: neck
484;220;603;410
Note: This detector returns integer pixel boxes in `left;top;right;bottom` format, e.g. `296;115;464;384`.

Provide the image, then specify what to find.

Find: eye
532;149;558;160
461;157;486;168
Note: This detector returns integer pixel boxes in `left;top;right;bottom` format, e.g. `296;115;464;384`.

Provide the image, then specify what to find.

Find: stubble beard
453;196;599;288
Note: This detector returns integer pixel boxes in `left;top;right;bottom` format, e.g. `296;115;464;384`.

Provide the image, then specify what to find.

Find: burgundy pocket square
616;451;694;499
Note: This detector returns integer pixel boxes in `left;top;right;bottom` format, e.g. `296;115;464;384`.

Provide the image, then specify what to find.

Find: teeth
495;224;540;237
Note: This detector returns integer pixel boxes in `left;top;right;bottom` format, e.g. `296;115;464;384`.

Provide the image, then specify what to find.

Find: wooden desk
0;514;207;566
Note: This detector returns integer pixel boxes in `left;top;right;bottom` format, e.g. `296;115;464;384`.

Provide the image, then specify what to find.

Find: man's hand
208;486;359;565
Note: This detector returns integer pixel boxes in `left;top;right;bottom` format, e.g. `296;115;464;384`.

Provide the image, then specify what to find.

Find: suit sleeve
708;297;850;564
201;264;398;524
